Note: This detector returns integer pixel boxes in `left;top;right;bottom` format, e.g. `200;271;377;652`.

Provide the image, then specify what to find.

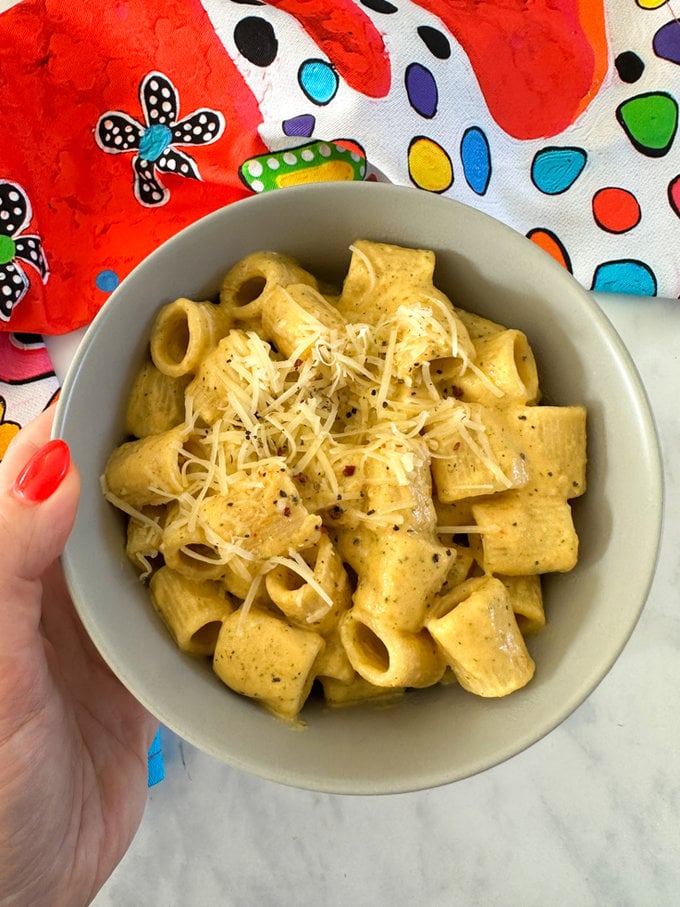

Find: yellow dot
408;137;453;193
636;0;668;9
276;160;356;188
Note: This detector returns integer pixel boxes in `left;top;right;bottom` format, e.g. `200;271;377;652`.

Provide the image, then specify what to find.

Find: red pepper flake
342;464;356;477
452;386;464;399
453;441;461;451
294;472;307;484
294;358;303;369
283;506;291;517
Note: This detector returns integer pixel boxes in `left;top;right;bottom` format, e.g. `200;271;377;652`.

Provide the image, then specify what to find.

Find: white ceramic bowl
54;183;662;794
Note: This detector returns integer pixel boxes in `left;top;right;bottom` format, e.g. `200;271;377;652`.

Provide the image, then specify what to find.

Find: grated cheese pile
104;281;512;604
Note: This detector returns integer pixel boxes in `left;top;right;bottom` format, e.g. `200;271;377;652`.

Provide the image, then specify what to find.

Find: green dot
616;92;678;157
0;234;16;266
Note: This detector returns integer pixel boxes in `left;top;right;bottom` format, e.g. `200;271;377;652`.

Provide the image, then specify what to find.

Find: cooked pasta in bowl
54;183;662;794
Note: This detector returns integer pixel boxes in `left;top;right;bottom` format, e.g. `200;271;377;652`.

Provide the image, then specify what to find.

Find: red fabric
0;0;266;334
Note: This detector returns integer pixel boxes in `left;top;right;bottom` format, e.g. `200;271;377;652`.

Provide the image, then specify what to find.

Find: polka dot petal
171;110;225;146
133;154;170;207
0;262;29;322
140;71;178;127
95;112;144;153
13;235;49;280
156;148;201;180
0;182;30;238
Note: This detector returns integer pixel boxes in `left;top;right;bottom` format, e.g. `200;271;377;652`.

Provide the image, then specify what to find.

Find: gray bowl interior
55;183;663;794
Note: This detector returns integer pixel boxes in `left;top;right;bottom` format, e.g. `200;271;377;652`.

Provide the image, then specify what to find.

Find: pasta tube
125;361;189;438
426;575;535;697
103;425;187;507
340;610;445;689
150;297;232;377
264;533;351;633
220;250;318;320
150;567;235;656
213;608;324;720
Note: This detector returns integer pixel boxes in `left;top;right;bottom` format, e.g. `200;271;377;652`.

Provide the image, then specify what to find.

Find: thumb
0;407;80;641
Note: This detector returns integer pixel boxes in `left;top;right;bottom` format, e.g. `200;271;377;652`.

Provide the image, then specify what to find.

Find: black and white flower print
0;181;49;323
95;71;225;207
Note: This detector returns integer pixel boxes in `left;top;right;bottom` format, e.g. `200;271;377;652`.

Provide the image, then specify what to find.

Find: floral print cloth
0;0;679;443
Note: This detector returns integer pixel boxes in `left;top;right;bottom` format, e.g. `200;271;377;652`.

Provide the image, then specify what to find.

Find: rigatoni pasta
102;240;586;722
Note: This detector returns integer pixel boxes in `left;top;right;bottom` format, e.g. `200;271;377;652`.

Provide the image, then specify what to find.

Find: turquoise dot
591;260;657;296
139;124;172;162
96;269;120;293
460;127;491;196
298;59;338;105
531;147;587;195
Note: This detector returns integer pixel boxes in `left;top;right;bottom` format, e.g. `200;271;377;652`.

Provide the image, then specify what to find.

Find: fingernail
14;439;71;502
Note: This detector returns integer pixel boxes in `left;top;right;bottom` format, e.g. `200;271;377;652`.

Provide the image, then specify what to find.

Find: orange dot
592;187;641;234
526;228;572;272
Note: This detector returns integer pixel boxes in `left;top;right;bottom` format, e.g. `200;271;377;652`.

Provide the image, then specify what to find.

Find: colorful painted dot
233;16;278;67
531;147;587;195
0;235;16;266
360;0;398;12
283;114;316;137
460;127;491;196
652;18;680;66
591;260;657;296
405;63;438;118
592;187;641;234
668;173;680;217
417;25;451;60
407;136;453;193
239;140;366;193
298;59;339;105
95;269;120;293
526;229;572;272
616;92;678;157
636;0;670;9
615;51;645;83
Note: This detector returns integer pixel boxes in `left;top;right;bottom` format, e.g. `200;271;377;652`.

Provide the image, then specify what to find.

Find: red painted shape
0;0;267;335
410;0;608;139
592;187;641;234
264;0;391;98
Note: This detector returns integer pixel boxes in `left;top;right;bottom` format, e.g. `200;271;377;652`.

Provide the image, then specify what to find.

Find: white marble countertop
46;291;679;907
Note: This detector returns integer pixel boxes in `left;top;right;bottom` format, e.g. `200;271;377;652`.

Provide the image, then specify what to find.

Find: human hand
0;407;158;907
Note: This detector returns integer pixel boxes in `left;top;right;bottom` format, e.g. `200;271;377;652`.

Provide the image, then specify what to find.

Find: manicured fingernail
14;439;71;502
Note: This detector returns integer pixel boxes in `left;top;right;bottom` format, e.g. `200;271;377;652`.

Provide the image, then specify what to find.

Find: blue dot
531;147;587;195
298;60;338;105
460;127;491;196
591;260;657;296
96;269;120;293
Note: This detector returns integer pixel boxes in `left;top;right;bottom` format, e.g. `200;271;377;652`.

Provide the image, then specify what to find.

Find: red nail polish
13;439;71;503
